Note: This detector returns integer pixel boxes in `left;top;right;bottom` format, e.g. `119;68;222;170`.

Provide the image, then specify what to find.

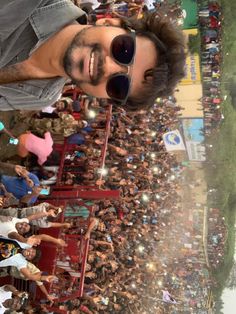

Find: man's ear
95;18;121;27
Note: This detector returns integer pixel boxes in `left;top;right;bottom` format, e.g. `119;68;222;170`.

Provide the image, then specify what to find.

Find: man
0;1;186;111
0;284;26;313
0;162;28;178
28;112;88;137
17;131;53;166
37;97;73;117
0;215;40;246
0;171;42;205
0;214;67;247
0;161;43;207
0;263;55;303
0;202;70;229
0;236;56;282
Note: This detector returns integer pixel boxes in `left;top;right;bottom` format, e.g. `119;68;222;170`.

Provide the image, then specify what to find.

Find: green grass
202;0;236;302
205;103;236;207
219;0;236;81
205;0;236;213
188;33;201;54
211;206;235;299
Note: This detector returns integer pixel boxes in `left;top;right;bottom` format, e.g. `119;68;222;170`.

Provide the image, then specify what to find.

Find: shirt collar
29;0;85;43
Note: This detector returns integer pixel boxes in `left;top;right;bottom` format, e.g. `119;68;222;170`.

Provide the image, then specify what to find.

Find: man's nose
104;56;128;78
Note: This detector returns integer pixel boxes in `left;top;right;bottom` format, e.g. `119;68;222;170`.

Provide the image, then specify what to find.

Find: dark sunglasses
106;29;136;104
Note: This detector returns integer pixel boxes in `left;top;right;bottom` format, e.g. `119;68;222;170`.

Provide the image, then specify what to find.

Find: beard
63;28;104;86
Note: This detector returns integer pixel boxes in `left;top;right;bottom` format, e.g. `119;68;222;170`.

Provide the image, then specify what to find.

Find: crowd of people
199;0;224;136
207;207;227;269
0;0;227;313
0;91;216;313
199;0;228;274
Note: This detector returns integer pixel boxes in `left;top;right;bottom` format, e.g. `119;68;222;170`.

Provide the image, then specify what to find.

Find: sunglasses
106;29;136;104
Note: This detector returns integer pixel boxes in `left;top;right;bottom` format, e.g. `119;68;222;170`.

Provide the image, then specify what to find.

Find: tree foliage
188;34;201;54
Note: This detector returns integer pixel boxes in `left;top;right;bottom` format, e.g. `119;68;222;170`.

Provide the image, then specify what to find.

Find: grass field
204;0;236;301
206;0;236;199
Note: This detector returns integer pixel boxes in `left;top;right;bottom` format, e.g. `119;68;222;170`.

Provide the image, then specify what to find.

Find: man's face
56;100;66;111
63;25;157;102
22;248;36;261
16;222;30;235
12;296;22;311
4;296;21;310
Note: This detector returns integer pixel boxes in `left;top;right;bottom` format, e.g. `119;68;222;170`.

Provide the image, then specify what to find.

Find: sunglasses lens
107;75;130;101
112;35;135;64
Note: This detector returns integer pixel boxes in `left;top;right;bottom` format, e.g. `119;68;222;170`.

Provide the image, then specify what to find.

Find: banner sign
163;130;186;152
181;118;206;161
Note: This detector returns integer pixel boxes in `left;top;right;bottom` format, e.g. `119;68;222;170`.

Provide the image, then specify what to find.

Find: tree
188;34;201;54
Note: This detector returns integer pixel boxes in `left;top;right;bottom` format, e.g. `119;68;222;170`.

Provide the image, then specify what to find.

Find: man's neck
0;24;88;84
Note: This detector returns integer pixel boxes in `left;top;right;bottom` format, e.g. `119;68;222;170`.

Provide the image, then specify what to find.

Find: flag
162;130;186;152
162;290;177;304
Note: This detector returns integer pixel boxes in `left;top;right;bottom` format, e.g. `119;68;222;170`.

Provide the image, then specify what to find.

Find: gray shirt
0;0;85;111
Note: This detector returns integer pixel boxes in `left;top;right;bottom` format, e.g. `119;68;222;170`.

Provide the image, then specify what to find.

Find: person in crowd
0;162;28;178
0;264;56;303
0;0;186;111
0;284;28;313
0;214;67;247
0;202;71;230
0;170;42;206
0;121;17;142
0;237;56;282
0;1;224;312
28;113;88;137
35;97;73;119
17;131;53;166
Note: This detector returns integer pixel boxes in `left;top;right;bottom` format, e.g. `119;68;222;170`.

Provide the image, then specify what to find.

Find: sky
222;248;236;313
222;288;236;313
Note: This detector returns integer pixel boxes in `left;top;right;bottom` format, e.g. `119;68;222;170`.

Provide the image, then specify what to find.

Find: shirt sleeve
0;253;27;270
32;218;51;228
28;196;38;205
0;0;42;42
44;131;53;146
40;176;57;185
36;280;43;286
40;202;50;211
14;254;28;270
38;156;47;166
28;173;40;186
28;263;43;285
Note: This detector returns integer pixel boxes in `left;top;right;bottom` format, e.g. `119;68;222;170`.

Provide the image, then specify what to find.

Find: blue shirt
0;173;40;204
67;133;85;145
82;125;93;133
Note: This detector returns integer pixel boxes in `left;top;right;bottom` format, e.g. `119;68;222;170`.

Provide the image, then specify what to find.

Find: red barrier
100;104;112;172
0;98;119;311
35;198;93;305
52;104;113;187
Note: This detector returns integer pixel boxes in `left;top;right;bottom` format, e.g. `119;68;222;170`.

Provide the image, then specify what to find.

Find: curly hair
119;12;186;111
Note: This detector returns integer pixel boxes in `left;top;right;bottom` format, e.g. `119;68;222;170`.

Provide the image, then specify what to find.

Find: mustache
63;38;104;86
70;44;104;87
